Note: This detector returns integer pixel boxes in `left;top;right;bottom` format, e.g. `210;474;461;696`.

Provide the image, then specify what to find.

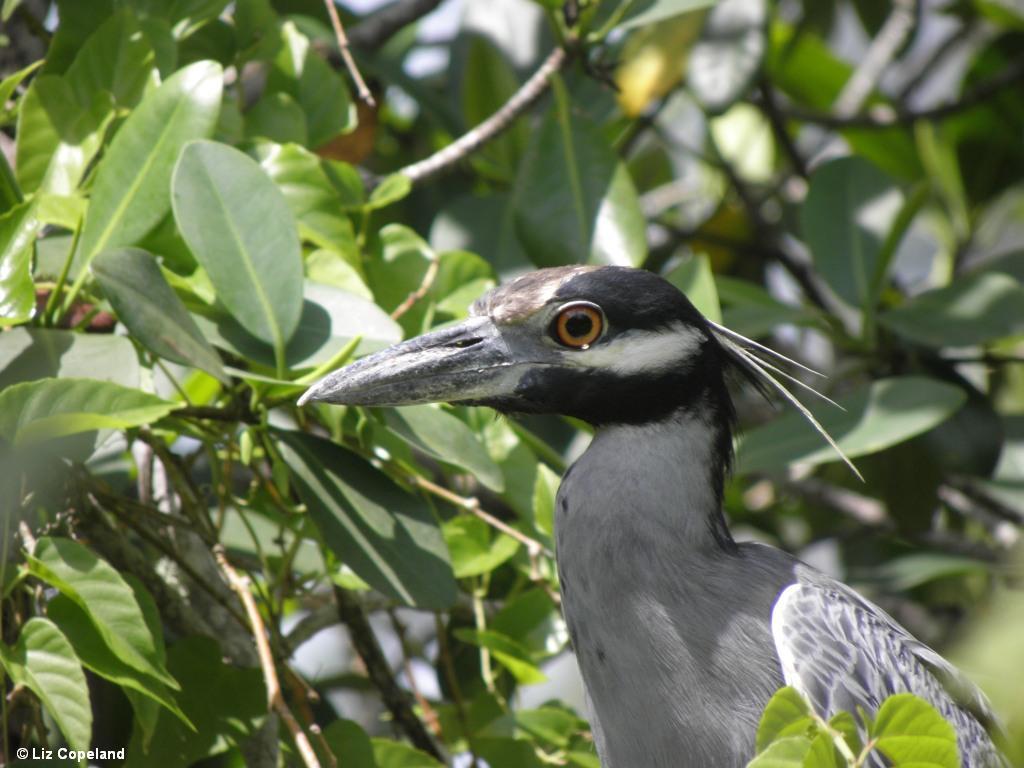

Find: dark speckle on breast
596;646;607;664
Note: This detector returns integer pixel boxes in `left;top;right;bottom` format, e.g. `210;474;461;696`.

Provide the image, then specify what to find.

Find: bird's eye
552;303;604;349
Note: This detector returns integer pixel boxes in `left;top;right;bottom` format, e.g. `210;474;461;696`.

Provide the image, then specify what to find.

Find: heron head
299;266;732;426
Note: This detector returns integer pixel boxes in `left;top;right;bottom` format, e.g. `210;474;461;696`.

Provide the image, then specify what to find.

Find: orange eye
553;303;603;349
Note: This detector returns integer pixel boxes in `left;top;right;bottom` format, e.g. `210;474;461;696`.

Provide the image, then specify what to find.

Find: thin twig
785;56;1024;129
323;0;375;107
333;586;446;760
388;609;443;737
346;0;442;50
412;475;553;558
832;0;917;117
215;547;322;768
757;78;808;179
398;46;568;185
391;255;440;320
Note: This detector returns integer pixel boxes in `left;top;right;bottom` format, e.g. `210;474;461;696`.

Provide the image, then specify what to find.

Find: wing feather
771;578;1007;767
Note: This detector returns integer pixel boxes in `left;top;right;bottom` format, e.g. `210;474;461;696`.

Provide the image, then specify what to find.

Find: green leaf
14;74;114;195
267;21;355;147
366;173;413;211
717;276;816;338
879;272;1024;348
372;738;445;767
0;200;39;327
618;0;716;30
687;0;767;115
755;686;814;753
386;405;505;492
64;8;156;109
514;81;646;268
871;693;959;768
0;59;43;112
736;377;967;475
461;36;526;180
276;430;457;610
255;141;359;253
875;553;990;591
0;377;180;446
454;628;547;684
491;589;564;656
0;328;140;391
746;735;815;767
25;537;178;689
46;594;192;728
124;636;266;766
245;90;309;145
93;247;227;381
0;618;92;752
194;281;400;371
801;155;902;312
532;463;560;538
322;719;376;768
73;59;223;265
666;254;722;323
443;517;520;579
172;139;303;371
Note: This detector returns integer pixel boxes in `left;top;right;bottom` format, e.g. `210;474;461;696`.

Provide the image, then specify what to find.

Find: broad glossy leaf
755;686;813;753
666;254;722;323
0;377;180;446
801;156;902;312
430;193;531;277
687;0;767;114
453;628;546;684
47;595;190;726
514;84;646;268
0;59;43;111
0;150;19;214
386;405;505;492
461;35;525;180
736;377;967;474
880;272;1024;348
74;60;223;268
0;618;92;752
0;200;39;326
871;694;959;768
267;21;355;147
25;537;177;689
245;91;308;145
322;719;376;768
0;328;139;390
93;247;227;381
255;141;358;254
173;139;303;361
64;8;155;108
367;174;412;210
746;735;816;767
372;739;445;767
618;0;716;30
14;74;114;195
718;276;816;338
276;430;456;610
491;589;564;656
195;281;400;370
124;636;265;766
443;517;519;578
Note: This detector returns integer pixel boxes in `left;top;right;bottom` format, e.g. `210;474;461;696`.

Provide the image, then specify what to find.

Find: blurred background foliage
0;0;1023;765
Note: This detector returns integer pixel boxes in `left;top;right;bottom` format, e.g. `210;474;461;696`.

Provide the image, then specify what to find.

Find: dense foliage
1;0;1023;766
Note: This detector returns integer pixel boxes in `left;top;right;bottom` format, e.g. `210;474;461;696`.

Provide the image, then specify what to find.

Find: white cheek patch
573;322;706;375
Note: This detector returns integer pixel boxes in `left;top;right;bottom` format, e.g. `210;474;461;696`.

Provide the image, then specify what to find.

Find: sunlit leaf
736;377;967;474
0;618;92;752
172;139;303;367
0;200;39;326
871;694;959;768
0;377;180;446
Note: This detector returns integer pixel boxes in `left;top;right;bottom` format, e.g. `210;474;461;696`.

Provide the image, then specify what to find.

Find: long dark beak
298;316;515;407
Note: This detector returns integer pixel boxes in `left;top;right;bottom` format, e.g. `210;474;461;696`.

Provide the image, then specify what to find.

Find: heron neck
561;403;736;554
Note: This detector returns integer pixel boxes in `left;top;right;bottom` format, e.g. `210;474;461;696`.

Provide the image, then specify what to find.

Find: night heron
300;266;1005;767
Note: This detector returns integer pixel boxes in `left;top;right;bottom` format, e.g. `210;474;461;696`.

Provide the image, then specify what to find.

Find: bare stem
214;548;322;768
323;0;375;107
398;46;568;185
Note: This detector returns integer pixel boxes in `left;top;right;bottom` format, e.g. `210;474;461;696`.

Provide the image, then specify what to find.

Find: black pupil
565;311;593;339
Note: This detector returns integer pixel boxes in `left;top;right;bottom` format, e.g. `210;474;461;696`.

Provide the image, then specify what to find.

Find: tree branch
216;548;322;768
333;586;446;761
324;0;375;106
782;56;1024;129
397;46;568;185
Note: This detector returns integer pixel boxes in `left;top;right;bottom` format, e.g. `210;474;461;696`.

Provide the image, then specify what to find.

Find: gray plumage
300;265;1007;767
